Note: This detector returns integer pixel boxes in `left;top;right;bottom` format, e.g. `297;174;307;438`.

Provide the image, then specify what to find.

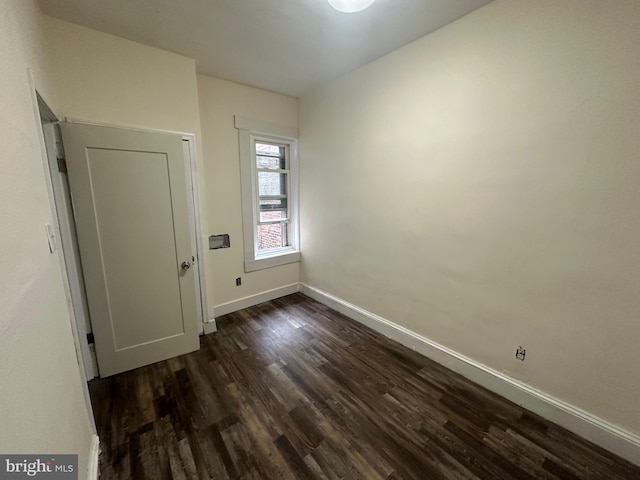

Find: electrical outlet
515;346;526;361
235;277;242;286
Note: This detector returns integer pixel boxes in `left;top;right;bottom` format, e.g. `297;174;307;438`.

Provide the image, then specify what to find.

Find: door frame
28;70;97;433
182;136;211;335
41;118;100;380
39;112;211;379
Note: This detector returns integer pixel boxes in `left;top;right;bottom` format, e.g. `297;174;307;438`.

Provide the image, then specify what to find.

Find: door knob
181;261;191;270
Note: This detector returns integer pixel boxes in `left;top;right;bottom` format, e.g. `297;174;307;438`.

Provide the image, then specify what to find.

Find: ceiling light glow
328;0;376;13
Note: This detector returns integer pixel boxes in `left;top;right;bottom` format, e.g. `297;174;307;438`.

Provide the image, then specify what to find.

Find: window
236;116;300;272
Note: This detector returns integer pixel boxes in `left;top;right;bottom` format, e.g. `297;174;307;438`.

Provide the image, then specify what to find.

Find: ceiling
38;0;493;97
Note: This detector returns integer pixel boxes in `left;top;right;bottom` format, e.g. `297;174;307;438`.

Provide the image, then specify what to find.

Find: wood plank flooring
89;293;640;479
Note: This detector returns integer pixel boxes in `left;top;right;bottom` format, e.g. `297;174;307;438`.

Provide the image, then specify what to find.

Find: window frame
236;116;300;272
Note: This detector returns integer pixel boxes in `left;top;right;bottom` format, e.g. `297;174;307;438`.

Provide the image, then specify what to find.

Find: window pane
257;223;287;250
259;198;287;211
256;143;284;157
260;210;287;222
257;155;286;169
258;172;287;196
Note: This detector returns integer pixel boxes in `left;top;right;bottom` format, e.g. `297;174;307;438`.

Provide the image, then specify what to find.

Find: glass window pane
257;155;286;169
259;198;287;210
256;143;284;157
257;223;287;250
260;210;287;222
258;172;287;196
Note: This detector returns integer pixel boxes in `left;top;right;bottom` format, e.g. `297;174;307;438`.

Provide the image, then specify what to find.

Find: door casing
30;75;97;433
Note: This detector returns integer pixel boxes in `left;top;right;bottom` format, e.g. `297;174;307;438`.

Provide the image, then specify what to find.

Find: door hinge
57;156;67;173
86;332;95;344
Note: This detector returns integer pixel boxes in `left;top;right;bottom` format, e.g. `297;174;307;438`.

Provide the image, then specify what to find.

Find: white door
60;123;200;377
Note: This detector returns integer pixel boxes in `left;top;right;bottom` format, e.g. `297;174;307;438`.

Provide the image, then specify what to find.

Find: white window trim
236;116;301;272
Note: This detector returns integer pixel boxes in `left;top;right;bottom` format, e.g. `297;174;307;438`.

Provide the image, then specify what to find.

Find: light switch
45;223;56;253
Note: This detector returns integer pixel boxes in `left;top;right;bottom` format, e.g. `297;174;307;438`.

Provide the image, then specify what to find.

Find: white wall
299;0;640;437
42;16;203;137
197;76;299;312
0;1;95;476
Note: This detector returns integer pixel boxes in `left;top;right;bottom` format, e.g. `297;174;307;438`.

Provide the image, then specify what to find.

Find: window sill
244;250;301;273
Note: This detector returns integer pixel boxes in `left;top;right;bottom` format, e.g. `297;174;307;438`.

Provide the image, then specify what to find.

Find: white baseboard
203;319;218;335
299;283;640;466
212;283;300;318
87;434;100;480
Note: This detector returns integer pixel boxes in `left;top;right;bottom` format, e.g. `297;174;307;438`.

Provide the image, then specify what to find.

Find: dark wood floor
89;293;640;479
